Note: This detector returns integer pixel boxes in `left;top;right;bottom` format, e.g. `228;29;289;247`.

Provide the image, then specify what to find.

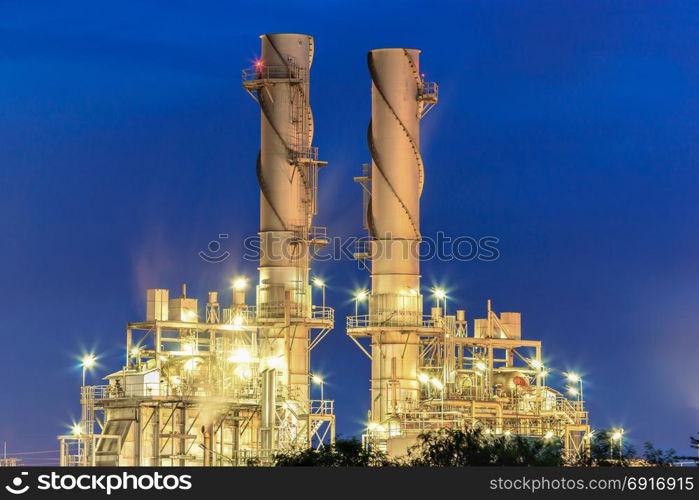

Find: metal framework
58;33;335;466
348;301;590;459
348;46;590;461
59;288;335;466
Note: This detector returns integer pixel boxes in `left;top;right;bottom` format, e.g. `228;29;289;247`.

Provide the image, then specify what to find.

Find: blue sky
1;0;698;458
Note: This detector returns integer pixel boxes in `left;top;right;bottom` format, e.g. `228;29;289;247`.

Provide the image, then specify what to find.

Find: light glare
233;277;249;291
81;355;96;368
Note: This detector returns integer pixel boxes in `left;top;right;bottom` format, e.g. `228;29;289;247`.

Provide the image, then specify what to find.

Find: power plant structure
347;48;590;459
57;33;590;466
58;33;335;466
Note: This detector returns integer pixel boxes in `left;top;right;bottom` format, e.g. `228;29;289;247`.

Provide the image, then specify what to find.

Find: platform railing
289;146;319;163
310;399;334;415
311;305;334;322
418;80;438;101
241;63;304;82
347;314;443;329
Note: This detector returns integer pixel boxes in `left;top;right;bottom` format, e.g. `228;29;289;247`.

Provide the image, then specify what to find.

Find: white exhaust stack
244;33;326;415
366;48;437;421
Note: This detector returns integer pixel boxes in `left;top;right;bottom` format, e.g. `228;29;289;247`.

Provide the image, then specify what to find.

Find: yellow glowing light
233;277;249;291
409;288;418;296
584;431;595;440
184;358;198;371
537;369;550;378
544;431;554;440
504;430;512;437
227;348;252;363
417;373;430;383
355;290;368;301
484;428;492;434
130;347;140;357
611;430;623;441
182;343;195;355
566;372;581;383
475;362;487;372
266;357;284;369
368;422;378;431
567;387;579;396
233;315;244;327
312;278;325;287
81;355;96;368
430;378;444;390
234;366;252;379
311;374;323;385
433;288;446;300
530;359;543;370
71;424;82;436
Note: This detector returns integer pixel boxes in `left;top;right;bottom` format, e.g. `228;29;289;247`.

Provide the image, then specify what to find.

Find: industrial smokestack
365;48;437;422
243;33;326;419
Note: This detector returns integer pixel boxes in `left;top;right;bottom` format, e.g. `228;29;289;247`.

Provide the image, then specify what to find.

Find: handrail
289;146;319;162
310;399;334;415
311;305;334;322
418;81;438;101
347;314;443;329
241;63;304;82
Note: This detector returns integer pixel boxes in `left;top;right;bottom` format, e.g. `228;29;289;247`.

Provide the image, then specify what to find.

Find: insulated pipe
367;48;430;422
261;369;277;452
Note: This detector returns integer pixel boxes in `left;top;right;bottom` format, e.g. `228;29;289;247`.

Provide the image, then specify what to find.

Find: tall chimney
244;33;323;414
366;48;436;422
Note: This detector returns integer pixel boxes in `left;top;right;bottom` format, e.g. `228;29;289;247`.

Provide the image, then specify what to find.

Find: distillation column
250;33;317;413
367;49;429;422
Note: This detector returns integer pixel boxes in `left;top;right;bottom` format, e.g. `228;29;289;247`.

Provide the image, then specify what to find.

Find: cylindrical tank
493;371;530;396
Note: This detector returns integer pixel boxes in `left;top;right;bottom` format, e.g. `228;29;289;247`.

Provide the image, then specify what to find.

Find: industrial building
347;47;590;459
58;33;589;465
59;33;334;466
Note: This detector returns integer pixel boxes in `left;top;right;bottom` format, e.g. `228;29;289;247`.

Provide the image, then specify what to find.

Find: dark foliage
405;428;563;466
583;429;636;466
273;438;392;466
273;428;689;467
675;432;699;464
642;442;677;466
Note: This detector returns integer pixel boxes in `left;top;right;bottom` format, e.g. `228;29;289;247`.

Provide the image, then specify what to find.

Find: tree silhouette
273;428;690;467
273;437;391;466
405;428;563;466
642;442;677;466
586;429;636;466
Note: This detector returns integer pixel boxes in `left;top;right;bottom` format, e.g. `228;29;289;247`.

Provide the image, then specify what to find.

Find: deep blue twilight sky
1;1;698;461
